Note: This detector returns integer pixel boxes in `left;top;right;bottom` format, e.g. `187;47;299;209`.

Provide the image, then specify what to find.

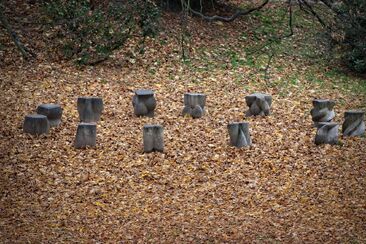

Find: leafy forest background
1;0;366;74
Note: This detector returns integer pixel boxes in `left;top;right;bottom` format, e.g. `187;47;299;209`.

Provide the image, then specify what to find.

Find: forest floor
1;1;366;243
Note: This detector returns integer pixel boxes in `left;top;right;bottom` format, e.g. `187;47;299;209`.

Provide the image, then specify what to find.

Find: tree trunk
0;2;35;59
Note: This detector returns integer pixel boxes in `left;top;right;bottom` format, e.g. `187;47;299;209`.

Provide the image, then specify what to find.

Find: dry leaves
0;1;365;243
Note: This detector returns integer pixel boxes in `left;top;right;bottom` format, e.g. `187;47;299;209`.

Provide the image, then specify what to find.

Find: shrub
138;1;161;38
43;0;160;64
335;0;366;73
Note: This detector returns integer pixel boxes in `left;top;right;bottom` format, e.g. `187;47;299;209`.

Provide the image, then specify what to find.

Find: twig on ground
187;0;270;22
0;2;36;60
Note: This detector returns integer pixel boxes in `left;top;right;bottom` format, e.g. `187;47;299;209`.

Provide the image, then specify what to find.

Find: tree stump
342;110;365;137
132;90;156;117
310;99;335;125
77;97;103;123
245;93;272;116
227;122;252;147
74;123;96;149
182;93;206;118
315;122;339;145
143;125;164;153
23;114;50;135
36;104;62;127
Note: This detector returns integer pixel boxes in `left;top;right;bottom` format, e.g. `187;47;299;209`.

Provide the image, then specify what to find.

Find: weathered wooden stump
245;93;272;117
227;122;252;147
74;123;96;148
143;125;164;153
77;97;103;123
182;93;206;118
23;114;50;135
315;122;339;145
342;110;365;137
36;104;62;127
132;90;156;117
310;99;335;125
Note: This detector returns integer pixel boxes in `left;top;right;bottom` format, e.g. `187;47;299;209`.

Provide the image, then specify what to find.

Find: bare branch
187;0;270;22
284;0;294;38
319;0;343;17
297;0;311;14
263;52;274;80
300;0;330;30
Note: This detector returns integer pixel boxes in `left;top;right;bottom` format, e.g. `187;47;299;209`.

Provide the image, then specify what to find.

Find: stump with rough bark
310;99;335;125
245;93;272;117
23;114;50;135
143;125;164;153
315;122;339;145
77;97;103;123
182;93;206;118
36;104;62;127
74;123;96;148
342;110;365;137
132;90;156;117
227;122;252;147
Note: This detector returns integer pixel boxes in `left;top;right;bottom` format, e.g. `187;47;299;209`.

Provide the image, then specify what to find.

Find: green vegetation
336;0;366;73
43;0;160;64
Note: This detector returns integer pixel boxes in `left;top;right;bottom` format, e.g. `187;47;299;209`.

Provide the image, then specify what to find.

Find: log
36;104;62;127
245;93;272;116
315;122;339;145
74;123;96;148
227;122;252;147
342;110;365;137
23;114;49;135
310;99;335;125
77;97;103;123
132;90;156;117
182;93;206;118
143;125;164;153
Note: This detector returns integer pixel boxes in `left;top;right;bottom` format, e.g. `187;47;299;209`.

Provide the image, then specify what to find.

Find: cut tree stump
245;93;272;117
342;110;365;137
77;97;103;123
74;123;96;149
310;99;335;125
23;114;49;135
132;90;156;117
143;125;164;153
36;104;62;127
182;93;206;118
315;122;339;145
227;122;252;147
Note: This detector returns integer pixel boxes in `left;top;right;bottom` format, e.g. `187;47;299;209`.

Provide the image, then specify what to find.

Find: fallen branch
187;0;270;22
319;0;344;18
0;3;36;60
299;0;330;30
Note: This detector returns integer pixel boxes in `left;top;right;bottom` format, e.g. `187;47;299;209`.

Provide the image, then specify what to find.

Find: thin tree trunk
0;2;35;60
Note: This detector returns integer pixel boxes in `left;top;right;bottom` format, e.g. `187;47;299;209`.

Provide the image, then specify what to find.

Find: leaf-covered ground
1;1;365;243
